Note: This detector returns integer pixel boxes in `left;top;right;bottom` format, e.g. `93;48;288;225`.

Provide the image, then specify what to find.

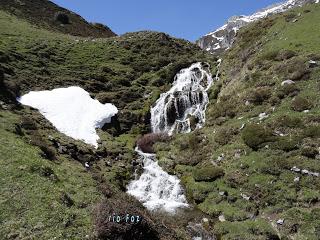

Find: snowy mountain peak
197;0;318;54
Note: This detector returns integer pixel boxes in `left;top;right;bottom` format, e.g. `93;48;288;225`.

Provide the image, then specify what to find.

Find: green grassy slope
157;3;320;240
0;110;102;239
0;0;116;38
0;7;216;239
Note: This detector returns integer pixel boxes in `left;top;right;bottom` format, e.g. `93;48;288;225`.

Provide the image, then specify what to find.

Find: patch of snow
18;86;118;148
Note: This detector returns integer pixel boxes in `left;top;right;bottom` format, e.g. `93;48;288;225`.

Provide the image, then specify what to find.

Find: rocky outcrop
197;0;318;55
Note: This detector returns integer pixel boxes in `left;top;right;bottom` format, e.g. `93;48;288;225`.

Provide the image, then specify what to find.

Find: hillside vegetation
1;1;319;239
157;3;320;239
0;4;215;240
0;0;116;38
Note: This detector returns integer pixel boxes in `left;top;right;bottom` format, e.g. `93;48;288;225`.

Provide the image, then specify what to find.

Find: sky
51;0;283;42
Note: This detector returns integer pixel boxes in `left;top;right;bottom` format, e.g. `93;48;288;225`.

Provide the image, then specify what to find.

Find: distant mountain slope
159;3;320;239
0;1;215;238
197;0;318;54
0;0;116;38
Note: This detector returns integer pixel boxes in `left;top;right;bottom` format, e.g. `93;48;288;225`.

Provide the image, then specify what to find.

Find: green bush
247;87;271;105
272;136;300;152
304;125;320;138
214;126;238;145
277;84;300;98
291;96;313;112
225;171;247;187
242;124;274;150
275;49;296;61
260;156;289;175
188;133;201;150
260;50;279;61
193;165;224;182
269;95;281;106
289;66;310;81
208;97;237;119
301;146;318;159
275;115;302;128
208;82;222;100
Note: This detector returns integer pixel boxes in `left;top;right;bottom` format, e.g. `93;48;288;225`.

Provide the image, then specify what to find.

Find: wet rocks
187;222;215;240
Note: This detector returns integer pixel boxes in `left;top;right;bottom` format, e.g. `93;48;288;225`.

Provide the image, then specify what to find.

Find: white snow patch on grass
18;86;118;148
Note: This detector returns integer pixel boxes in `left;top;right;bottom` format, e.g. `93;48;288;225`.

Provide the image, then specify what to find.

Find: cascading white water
127;62;217;213
151;62;213;135
127;148;189;212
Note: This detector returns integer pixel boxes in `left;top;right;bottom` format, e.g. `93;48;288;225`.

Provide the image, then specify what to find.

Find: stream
127;61;219;213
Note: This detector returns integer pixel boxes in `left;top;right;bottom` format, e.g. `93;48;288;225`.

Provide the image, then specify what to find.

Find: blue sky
51;0;282;42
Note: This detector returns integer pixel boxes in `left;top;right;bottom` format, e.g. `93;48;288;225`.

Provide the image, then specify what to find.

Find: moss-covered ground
156;3;320;239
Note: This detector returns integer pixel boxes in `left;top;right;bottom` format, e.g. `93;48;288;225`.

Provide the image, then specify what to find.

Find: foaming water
151;62;213;135
127;148;188;212
127;62;218;213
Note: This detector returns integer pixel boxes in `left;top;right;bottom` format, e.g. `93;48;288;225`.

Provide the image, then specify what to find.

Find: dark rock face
197;0;318;55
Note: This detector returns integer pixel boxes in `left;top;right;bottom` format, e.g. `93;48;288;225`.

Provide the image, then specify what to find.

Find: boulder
281;80;295;86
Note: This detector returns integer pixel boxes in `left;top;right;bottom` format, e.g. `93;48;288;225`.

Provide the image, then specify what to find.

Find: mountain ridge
197;0;319;54
0;0;116;38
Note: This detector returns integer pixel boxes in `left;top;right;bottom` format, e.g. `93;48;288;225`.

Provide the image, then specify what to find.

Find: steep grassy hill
1;1;319;240
158;3;320;239
0;5;216;240
0;0;116;38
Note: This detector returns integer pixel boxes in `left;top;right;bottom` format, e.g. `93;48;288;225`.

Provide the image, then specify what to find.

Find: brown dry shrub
136;133;169;153
291;96;313;112
94;196;159;240
247;87;271;105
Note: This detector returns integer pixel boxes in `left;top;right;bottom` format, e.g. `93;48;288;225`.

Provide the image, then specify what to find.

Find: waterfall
151;62;214;135
127;148;189;212
127;62;216;213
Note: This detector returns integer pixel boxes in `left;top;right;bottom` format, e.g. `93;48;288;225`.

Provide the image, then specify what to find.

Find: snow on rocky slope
18;86;118;148
197;0;319;54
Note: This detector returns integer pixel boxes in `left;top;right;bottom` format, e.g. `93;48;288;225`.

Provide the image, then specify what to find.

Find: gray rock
218;215;226;222
281;80;295;86
187;222;215;240
277;219;285;225
308;60;318;68
291;166;301;173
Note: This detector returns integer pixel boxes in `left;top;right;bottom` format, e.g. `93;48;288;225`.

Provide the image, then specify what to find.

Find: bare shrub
247;87;271;105
136;133;169;153
291;96;313;112
94;196;159;240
